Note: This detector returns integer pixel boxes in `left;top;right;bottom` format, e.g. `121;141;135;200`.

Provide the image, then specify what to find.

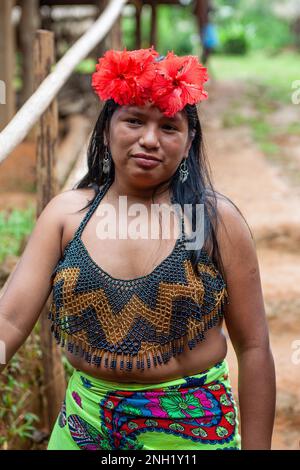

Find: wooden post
34;29;66;432
97;0;110;56
135;1;142;50
194;0;209;34
110;13;122;50
150;0;157;48
0;0;15;131
20;0;40;106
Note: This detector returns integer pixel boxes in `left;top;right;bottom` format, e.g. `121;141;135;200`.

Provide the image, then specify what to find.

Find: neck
108;177;172;205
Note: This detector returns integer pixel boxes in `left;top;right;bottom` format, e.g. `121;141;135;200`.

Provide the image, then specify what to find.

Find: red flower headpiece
92;47;209;116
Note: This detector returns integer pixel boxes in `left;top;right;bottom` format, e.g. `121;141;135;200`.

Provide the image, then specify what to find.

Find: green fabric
48;359;241;450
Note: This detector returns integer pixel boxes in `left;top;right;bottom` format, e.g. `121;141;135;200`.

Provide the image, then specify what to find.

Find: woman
0;48;275;450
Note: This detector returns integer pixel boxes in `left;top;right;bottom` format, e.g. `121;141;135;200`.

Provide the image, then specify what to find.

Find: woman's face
105;103;194;191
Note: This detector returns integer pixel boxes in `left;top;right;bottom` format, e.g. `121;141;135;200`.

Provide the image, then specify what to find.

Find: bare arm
0;194;67;373
216;198;276;450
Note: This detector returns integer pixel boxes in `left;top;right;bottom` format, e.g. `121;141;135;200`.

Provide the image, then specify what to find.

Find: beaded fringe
48;287;228;372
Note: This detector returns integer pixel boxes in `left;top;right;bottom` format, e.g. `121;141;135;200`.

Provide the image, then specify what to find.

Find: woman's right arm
0;193;67;373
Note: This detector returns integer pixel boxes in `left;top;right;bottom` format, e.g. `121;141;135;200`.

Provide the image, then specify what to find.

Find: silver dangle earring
103;146;111;174
179;158;189;183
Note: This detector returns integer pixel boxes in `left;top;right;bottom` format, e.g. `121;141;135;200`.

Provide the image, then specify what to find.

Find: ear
185;130;195;156
104;131;109;147
104;122;110;147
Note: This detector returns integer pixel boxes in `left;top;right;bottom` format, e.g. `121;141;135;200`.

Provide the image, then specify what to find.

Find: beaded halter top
48;180;228;371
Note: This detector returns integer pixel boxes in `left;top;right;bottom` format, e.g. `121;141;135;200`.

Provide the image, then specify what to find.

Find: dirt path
203;80;300;450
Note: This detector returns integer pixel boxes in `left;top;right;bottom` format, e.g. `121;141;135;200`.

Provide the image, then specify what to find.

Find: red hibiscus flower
128;47;159;105
92;48;158;106
151;51;209;116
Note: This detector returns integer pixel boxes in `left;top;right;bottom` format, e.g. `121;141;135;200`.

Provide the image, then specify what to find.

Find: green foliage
122;6;139;50
75;58;96;74
0;206;35;264
122;4;199;56
219;23;249;54
286;122;300;135
210;51;300;105
157;5;198;56
0;327;42;449
215;0;294;53
221;31;249;55
222;101;281;156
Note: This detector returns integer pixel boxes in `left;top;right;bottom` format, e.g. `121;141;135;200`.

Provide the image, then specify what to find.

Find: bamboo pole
34;30;66;431
0;0;127;163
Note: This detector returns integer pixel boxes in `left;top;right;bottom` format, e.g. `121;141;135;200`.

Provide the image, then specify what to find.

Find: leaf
216;426;229;437
145;419;158;427
224;412;235;425
128;421;139;430
169;423;185;432
208;384;221;391
192;427;208;437
220;394;232;407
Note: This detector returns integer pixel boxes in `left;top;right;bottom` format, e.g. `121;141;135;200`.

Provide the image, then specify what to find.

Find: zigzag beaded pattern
48;180;229;371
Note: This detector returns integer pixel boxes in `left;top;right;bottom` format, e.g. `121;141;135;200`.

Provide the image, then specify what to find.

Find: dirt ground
202;79;300;450
0;79;299;450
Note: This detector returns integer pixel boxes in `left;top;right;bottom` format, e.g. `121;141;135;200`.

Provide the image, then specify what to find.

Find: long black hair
74;99;251;282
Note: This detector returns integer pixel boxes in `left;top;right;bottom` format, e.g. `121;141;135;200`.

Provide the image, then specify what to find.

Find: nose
139;124;160;149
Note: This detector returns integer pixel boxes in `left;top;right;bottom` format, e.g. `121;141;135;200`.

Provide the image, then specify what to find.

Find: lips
131;153;161;169
132;153;161;162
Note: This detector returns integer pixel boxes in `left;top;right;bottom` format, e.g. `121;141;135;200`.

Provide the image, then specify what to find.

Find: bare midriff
65;324;227;383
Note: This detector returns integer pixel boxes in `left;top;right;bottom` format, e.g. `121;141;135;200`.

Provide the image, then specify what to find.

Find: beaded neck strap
66;181;186;285
74;180;185;241
73;179;114;242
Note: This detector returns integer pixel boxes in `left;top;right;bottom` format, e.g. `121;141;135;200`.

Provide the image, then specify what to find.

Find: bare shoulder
48;187;97;252
49;187;96;214
215;195;252;239
38;187;96;248
214;194;255;268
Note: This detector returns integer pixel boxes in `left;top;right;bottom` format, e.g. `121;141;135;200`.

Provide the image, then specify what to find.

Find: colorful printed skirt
47;359;241;450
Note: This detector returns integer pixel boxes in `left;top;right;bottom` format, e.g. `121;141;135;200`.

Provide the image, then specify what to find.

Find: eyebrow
123;108;182;123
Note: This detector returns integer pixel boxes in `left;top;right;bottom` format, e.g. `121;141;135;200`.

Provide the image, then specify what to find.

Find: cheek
162;137;187;161
109;126;137;153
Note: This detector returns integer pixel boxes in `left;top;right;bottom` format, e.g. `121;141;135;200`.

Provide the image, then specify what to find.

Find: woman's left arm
216;198;276;450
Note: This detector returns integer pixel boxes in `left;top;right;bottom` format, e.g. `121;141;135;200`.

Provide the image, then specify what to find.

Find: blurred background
0;0;299;450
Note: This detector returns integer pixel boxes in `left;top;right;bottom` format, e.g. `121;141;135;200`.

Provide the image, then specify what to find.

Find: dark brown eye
127;118;143;125
163;125;177;131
